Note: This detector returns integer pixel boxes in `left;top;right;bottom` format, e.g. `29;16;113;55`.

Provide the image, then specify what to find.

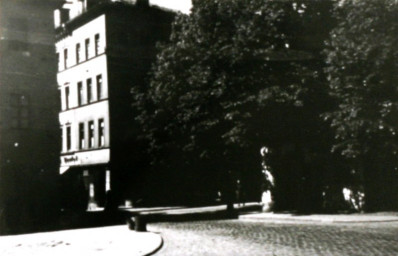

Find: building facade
54;0;174;210
0;0;60;234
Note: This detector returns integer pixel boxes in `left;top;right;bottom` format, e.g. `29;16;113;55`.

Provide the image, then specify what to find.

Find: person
236;179;245;207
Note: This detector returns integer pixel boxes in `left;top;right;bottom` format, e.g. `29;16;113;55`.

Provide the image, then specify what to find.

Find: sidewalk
239;210;398;223
0;225;162;256
121;202;260;215
122;203;398;223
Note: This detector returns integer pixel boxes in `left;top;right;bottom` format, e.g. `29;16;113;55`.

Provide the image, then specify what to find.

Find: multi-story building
54;0;174;210
0;0;60;233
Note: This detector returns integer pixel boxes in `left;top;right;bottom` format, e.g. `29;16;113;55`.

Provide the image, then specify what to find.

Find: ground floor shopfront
61;165;111;211
60;148;112;211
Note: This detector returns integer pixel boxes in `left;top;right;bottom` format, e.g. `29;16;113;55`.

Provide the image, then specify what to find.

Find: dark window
57;52;61;71
98;119;105;147
78;82;84;105
88;121;94;148
59;89;62;110
65;86;70;109
66;125;71;150
10;94;29;129
95;34;100;55
79;123;85;149
87;78;93;102
76;43;81;63
61;127;63;149
20;108;29;128
96;75;103;100
85;38;90;59
64;48;68;69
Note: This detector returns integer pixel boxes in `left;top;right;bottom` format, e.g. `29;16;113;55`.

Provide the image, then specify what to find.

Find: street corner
0;226;163;256
104;230;158;256
127;230;163;256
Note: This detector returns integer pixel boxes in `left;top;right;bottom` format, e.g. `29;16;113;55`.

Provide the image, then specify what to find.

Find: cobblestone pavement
149;220;398;256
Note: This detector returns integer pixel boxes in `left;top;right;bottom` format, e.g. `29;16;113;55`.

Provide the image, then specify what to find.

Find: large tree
324;0;398;210
133;0;335;210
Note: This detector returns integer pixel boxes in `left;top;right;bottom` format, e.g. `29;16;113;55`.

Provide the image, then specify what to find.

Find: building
0;0;60;234
54;0;174;210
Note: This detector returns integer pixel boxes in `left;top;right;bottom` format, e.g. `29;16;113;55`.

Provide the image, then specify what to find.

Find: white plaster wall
56;14;106;71
56;14;110;158
58;54;109;110
60;148;110;174
60;101;110;153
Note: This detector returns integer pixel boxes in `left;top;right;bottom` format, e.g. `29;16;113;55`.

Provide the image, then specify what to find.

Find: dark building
54;0;174;210
0;0;61;234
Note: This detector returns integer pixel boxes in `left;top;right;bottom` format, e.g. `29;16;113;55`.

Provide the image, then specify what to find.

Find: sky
150;0;192;14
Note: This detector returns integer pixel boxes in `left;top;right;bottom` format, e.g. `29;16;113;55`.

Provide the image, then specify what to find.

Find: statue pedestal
261;190;273;212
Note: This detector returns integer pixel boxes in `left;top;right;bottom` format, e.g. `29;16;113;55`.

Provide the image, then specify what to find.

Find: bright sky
150;0;192;14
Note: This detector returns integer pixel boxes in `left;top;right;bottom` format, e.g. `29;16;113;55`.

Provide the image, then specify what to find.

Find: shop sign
63;155;78;163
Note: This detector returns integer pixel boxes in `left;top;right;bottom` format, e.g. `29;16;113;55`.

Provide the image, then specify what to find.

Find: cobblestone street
149;220;398;256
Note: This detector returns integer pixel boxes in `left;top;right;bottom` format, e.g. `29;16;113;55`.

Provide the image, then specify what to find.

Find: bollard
127;217;135;230
134;215;147;232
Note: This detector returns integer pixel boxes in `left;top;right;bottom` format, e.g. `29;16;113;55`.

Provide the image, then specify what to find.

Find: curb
239;214;398;223
144;233;164;256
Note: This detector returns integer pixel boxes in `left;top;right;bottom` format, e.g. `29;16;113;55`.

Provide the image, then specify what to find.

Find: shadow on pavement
0;210;127;236
129;204;262;224
56;210;127;231
1;204;263;235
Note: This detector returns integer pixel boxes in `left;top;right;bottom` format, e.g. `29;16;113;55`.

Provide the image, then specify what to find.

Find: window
61;127;63;150
78;82;84;105
88;121;94;148
95;34;100;55
20;108;29;128
10;94;29;129
96;75;103;100
98;119;105;147
65;86;70;109
59;89;62;110
87;78;93;103
66;125;71;151
57;52;61;71
79;123;85;149
76;43;81;63
64;48;68;69
105;170;111;191
85;38;90;60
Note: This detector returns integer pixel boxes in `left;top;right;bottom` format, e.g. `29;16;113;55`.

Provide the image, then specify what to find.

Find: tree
133;0;335;210
324;0;398;210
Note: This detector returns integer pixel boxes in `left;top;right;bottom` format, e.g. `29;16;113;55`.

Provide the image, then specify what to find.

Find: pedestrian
236;180;244;207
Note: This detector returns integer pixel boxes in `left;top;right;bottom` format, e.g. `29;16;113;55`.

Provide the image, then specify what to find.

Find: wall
0;0;60;234
56;15;110;173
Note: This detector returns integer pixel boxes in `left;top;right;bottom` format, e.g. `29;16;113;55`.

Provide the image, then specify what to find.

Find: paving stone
149;220;398;256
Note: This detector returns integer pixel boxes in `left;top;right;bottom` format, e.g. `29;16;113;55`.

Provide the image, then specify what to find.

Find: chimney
54;8;70;28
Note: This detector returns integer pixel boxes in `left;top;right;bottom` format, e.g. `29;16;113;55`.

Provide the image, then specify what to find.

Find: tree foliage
324;0;398;210
133;0;335;209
